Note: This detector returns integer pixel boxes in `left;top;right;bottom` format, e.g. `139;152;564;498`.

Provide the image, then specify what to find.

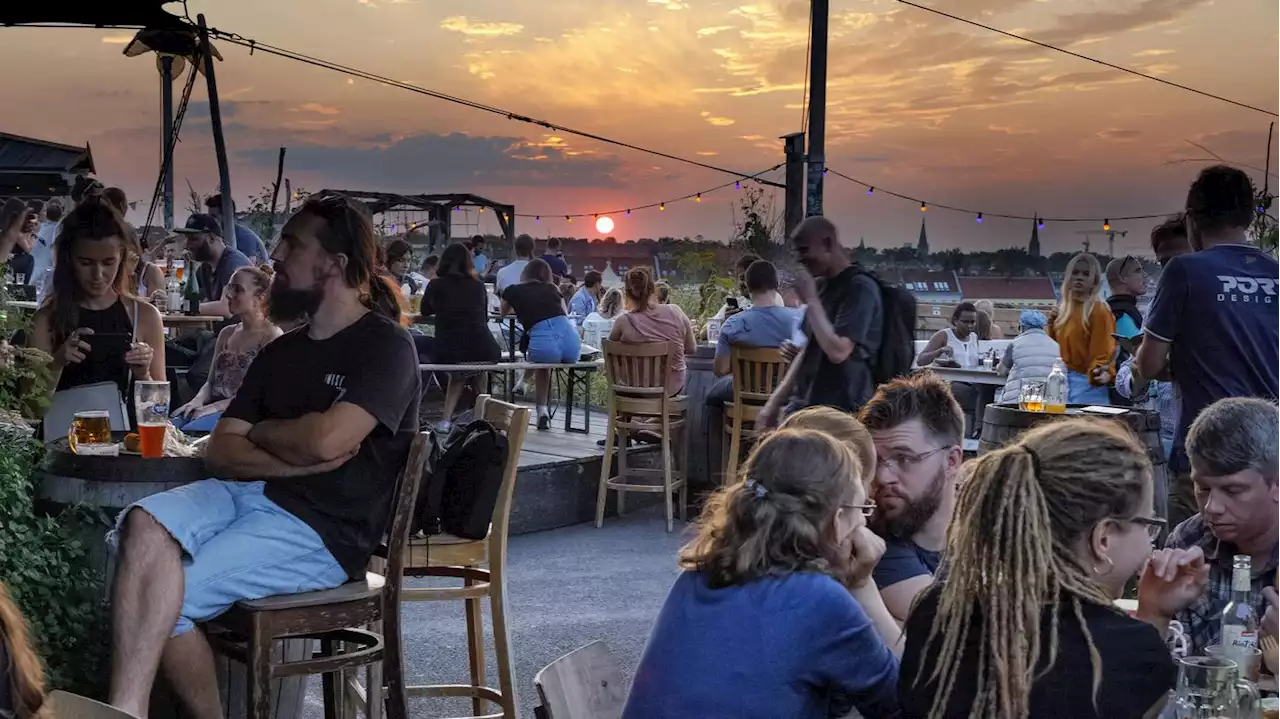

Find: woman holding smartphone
29;197;165;397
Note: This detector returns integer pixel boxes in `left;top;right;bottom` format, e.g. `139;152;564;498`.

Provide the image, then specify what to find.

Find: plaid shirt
1164;514;1279;654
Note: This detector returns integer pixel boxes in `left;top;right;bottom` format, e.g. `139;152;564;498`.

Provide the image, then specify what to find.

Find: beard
870;466;947;539
268;281;322;325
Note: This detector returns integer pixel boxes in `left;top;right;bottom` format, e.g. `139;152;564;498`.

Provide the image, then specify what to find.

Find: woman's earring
1092;555;1116;575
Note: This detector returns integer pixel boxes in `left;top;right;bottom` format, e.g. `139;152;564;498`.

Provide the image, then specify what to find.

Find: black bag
856;268;917;385
412;419;509;539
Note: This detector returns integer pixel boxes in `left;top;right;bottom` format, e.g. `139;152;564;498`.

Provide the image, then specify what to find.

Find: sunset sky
2;0;1276;256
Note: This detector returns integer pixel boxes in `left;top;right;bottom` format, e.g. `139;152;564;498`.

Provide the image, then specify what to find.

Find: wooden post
160;55;175;230
267;147;287;240
197;14;236;242
284;179;293;214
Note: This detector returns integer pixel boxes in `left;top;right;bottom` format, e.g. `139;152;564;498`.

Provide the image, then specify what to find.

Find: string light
976;212;983;223
1103;219;1111;231
625;209;631;216
822;167;828;176
695;193;702;202
734;181;741;190
659;202;665;211
478;207;484;213
827;168;1176;225
535;216;540;222
566;215;572;223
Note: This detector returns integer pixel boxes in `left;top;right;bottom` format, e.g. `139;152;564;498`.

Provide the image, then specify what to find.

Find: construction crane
1075;228;1128;257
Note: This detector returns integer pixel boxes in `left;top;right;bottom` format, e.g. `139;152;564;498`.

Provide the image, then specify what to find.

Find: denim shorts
526;316;582;364
110;479;347;636
1067;369;1111;405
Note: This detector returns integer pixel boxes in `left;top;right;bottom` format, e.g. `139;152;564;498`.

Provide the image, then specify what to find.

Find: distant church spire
917;216;929;257
858;237;866;250
1028;219;1041;257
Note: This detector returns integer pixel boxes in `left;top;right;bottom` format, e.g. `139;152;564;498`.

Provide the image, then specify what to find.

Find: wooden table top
161;313;223;325
924;365;1008;386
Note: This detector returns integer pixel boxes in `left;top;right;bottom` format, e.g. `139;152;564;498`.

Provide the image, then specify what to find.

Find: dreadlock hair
679;428;862;589
293;195;399;324
913;418;1151;719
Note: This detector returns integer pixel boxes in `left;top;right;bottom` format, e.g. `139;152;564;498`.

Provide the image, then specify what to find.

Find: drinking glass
1173;655;1258;719
1207;644;1263;683
69;410;114;455
134;381;170;459
1019;381;1045;412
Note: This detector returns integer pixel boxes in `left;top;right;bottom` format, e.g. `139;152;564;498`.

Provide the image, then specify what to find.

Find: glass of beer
1019;381;1046;413
134;381;170;459
68;410;113;455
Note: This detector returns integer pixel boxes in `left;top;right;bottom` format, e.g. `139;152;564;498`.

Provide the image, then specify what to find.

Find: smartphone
87;332;133;357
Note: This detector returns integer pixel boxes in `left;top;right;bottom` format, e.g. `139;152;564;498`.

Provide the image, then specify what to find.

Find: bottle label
1233;569;1252;591
1223;625;1258;651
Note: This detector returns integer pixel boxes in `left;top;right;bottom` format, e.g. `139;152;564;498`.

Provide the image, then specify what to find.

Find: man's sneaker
537;413;551;431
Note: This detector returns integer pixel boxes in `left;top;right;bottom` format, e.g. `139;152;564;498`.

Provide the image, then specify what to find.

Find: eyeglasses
876;446;952;473
841;501;876;517
1127;515;1166;541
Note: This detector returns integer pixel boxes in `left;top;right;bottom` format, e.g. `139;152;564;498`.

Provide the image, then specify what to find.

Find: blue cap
1020;309;1048;329
173;213;222;236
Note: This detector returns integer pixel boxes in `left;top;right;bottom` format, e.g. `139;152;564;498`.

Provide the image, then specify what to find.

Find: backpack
856;268;917;385
412;419;509;539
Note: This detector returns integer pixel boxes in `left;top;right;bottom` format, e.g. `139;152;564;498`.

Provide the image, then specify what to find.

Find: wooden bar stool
594;340;688;532
205;431;433;719
390;395;529;719
722;345;789;483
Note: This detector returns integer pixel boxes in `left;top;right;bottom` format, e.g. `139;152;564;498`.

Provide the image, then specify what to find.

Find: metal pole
782;132;806;237
804;0;829;217
160;56;175;230
197;14;235;242
267;147;287;241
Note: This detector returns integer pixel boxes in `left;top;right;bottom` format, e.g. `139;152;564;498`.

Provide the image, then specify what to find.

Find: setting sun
595;216;614;234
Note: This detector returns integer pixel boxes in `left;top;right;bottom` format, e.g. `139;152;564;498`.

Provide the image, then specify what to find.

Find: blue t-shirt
1144;244;1279;471
715;305;801;359
623;571;900;719
474;252;488;274
872;538;941;590
233;223;269;265
541;253;570;278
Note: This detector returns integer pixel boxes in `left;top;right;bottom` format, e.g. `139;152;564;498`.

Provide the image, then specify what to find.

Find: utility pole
197;14;235;242
160;55;175;230
782;132;805;237
804;0;828;217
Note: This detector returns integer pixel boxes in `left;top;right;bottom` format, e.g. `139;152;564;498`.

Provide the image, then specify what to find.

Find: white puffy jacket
999;328;1062;403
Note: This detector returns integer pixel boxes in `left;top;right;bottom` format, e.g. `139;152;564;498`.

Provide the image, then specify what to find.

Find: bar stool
722;345;789;482
345;395;529;719
595;340;688;532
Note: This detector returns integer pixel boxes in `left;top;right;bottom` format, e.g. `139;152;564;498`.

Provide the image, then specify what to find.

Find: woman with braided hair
624;429;902;719
899;419;1210;719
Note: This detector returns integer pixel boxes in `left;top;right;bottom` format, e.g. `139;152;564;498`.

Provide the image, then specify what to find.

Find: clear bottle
1221;554;1258;663
1043;359;1068;413
165;264;181;314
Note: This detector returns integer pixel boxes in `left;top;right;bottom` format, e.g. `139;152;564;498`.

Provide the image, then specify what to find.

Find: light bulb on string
659;202;665;211
920;202;927;212
566;216;572;223
478;207;484;213
695;193;702;202
867;187;874;196
625;209;631;216
975;213;983;224
1102;219;1111;231
1036;216;1044;230
535;216;540;223
734;181;741;190
822;167;828;176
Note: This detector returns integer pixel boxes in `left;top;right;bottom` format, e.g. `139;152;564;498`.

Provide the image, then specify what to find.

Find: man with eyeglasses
857;373;965;622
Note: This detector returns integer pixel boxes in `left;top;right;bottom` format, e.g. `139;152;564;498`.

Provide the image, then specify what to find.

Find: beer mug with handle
134;381;170;459
68;410;114;455
1173;655;1259;719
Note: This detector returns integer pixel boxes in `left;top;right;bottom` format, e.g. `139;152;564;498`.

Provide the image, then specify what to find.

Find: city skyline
2;0;1276;257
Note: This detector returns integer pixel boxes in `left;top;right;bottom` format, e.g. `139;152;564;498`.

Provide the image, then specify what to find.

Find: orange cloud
440;16;525;38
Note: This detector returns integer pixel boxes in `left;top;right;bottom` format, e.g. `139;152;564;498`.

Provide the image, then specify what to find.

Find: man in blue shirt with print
1137;165;1279;528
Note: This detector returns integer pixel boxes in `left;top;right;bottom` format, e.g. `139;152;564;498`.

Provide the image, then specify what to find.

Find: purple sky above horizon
2;0;1276;257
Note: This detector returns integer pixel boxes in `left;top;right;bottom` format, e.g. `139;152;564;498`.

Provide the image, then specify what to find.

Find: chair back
382;432;435;598
729;345;789;415
472;394;530;559
533;641;625;719
601;340;670;398
47;690;140;719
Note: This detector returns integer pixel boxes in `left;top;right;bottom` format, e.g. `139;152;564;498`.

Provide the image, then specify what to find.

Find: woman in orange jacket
1048;253;1115;404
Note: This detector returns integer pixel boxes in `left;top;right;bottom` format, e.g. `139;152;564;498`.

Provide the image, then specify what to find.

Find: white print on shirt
1216;276;1277;304
324;373;347;406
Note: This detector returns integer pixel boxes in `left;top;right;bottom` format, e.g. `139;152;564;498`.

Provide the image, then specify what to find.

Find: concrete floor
303;504;692;718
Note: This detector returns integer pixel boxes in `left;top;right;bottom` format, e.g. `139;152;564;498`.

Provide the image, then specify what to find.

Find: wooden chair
392;395;529;719
595;340;688;532
205;431;433;719
46;691;139;719
533;641;625;719
722;345;789;483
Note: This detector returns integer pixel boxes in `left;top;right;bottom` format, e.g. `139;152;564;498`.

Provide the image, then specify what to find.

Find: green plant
0;438;107;695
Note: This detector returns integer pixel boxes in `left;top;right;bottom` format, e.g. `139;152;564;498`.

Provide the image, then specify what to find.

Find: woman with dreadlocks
899;419;1210;719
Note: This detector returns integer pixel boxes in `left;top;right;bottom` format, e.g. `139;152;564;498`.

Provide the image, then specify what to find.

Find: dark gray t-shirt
790;266;882;413
873;537;941;589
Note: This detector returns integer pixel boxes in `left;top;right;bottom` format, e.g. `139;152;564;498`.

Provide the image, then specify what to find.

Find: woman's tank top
943;327;980;368
55;299;136;394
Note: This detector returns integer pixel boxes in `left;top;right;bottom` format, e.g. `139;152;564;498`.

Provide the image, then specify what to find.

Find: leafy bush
0;437;108;695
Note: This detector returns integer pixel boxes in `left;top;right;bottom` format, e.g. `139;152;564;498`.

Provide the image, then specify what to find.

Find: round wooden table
161;313;224;328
